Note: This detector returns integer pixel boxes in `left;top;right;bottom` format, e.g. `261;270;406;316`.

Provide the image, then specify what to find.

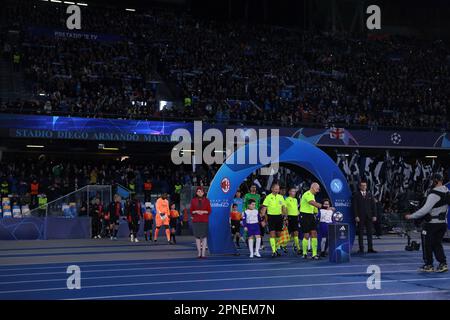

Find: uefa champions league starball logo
332;211;344;223
390;132;402;144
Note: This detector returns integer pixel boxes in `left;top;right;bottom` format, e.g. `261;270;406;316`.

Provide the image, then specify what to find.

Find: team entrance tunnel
207;136;355;254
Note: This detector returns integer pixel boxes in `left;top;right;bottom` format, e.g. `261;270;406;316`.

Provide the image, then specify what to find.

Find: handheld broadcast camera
398;192;424;251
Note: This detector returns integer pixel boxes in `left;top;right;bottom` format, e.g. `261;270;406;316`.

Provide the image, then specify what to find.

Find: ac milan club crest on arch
220;177;230;193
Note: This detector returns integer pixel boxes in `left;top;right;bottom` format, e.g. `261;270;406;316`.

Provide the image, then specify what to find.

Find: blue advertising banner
0;217;91;240
0;217;44;240
1;114;191;143
284;127;449;149
328;223;351;263
0;114;448;149
228;126;449;149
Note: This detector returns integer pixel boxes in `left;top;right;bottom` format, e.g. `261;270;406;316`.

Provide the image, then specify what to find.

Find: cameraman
405;174;449;273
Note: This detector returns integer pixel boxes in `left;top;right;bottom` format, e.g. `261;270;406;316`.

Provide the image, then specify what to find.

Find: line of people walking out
88;179;384;260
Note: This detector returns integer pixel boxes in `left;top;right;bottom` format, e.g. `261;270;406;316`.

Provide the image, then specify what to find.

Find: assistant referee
261;183;287;257
286;187;302;255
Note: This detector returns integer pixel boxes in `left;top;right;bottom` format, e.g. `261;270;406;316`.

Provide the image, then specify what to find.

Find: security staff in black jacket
352;180;377;254
406;174;449;273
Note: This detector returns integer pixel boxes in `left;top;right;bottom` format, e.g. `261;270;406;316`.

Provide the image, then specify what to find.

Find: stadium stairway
152;71;183;108
0;59;29;102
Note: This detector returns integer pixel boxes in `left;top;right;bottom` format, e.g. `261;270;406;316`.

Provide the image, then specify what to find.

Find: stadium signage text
11;129;172;143
210;199;231;208
28;27;125;42
55;31;98;40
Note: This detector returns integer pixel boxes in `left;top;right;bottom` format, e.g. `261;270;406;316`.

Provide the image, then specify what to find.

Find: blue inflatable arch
207;136;354;254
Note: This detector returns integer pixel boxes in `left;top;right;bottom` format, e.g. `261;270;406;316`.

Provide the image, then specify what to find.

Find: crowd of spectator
0;1;449;130
3;151;445;215
0;156;219;204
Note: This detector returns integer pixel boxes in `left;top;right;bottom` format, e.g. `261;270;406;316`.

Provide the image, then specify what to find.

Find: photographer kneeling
405;174;449;273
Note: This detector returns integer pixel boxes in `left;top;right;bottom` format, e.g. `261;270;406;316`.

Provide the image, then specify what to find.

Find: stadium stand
0;1;448;130
0;152;446;232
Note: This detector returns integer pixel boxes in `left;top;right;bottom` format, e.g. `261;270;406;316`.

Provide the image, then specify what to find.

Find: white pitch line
0;261;295;278
0;269;423;294
67;276;450;300
297;290;450;300
0;261;428;286
0;259;425;279
0;257;262;272
0;253;425;272
0;247;159;256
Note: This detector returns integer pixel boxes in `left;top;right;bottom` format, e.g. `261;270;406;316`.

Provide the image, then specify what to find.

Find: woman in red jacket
190;186;211;258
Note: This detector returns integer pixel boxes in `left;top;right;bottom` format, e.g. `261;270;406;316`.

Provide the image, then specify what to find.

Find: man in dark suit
352;180;377;253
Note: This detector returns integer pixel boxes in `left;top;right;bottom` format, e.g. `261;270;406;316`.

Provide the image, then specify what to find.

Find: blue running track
0;236;449;300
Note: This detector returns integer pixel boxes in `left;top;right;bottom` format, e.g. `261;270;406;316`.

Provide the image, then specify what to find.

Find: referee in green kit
260;183;287;257
300;182;335;260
